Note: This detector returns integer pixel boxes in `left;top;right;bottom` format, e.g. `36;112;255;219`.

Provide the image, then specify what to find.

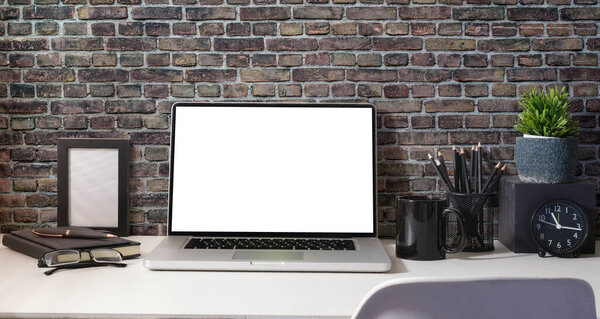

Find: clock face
531;200;588;256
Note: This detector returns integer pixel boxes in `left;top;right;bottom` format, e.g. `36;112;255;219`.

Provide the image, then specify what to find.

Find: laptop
144;103;391;272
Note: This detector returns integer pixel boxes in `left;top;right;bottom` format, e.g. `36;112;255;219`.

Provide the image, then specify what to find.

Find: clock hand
538;219;558;227
551;213;561;229
560;225;582;231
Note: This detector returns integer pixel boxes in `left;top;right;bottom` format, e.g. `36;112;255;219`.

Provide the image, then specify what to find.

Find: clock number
577;223;581;229
567;239;572;246
548;240;552;246
539;215;546;221
554;205;561;212
574;233;578;239
556;242;561;249
546;207;550;214
573;214;577;221
540;233;544;240
536;224;541;230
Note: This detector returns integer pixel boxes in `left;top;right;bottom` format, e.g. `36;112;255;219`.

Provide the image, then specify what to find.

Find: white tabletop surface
1;235;600;319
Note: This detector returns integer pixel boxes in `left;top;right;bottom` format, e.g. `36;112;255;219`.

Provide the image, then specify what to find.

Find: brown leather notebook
2;227;140;260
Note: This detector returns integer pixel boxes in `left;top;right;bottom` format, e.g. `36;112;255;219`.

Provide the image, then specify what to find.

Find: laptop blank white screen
170;106;374;234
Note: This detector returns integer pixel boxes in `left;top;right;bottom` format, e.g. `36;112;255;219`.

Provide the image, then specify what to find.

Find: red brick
293;6;343;19
347;7;396;20
51;100;103;114
241;69;290;82
240;7;290;20
455;69;504;82
24;6;74;19
0;38;48;51
425;38;475;51
215;38;264;51
78;69;128;82
187;7;236;20
0;8;19;20
465;23;489;36
332;83;355;97
292;68;344;82
131;69;182;82
106;38;156;51
373;38;422;50
478;99;521;112
267;38;317;51
24;69;75;82
560;8;600;20
105;100;155;113
425;100;474;112
398;6;451;20
186;69;236;82
453;8;504;20
450;132;500;144
132;7;182;20
508;8;558;21
397;132;448;145
158;38;210;51
398;69;452;82
478;39;530;51
519;24;544;37
78;7;127;20
532;38;583;51
507;69;557;81
0;69;20;82
319;38;371;51
347;69;397;82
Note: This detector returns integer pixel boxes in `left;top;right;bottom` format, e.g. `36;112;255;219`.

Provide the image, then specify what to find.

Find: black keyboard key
183;238;356;250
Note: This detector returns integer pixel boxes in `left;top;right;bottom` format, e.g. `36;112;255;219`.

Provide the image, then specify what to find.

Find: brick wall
0;2;599;236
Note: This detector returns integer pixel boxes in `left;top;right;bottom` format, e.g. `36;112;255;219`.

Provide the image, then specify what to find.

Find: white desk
1;236;600;319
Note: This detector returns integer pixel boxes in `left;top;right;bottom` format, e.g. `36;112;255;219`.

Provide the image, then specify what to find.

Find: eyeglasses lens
90;249;122;263
44;250;80;267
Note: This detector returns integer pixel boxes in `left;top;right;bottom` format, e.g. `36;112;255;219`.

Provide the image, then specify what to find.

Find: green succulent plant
514;87;579;138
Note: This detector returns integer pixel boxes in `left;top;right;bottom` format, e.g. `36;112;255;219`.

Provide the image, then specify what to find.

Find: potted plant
514;87;580;184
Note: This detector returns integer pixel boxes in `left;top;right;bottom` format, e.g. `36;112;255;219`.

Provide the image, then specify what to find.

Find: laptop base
144;236;391;272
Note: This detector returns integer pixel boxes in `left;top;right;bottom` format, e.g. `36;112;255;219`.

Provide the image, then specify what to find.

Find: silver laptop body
144;103;391;272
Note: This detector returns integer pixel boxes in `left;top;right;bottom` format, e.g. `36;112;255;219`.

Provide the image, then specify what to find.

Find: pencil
429;154;455;192
470;146;476;193
436;158;456;193
453;146;461;193
482;162;501;194
484;163;506;194
437;151;449;180
476;142;482;193
460;148;471;193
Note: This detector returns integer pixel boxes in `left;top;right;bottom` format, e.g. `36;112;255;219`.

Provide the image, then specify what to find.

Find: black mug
396;195;466;260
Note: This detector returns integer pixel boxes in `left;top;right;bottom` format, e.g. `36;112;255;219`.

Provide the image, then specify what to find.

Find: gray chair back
352;278;596;319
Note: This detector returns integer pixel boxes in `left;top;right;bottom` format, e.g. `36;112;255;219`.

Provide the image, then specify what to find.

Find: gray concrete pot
515;135;578;184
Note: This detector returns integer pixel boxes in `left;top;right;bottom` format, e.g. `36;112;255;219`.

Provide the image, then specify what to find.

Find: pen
33;229;117;239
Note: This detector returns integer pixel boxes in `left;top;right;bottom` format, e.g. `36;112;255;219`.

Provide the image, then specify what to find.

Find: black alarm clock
531;199;589;257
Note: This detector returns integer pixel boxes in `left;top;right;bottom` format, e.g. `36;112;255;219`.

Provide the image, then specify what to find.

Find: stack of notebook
2;227;140;260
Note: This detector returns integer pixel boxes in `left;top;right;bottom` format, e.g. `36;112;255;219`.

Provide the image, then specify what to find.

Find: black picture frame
57;138;129;237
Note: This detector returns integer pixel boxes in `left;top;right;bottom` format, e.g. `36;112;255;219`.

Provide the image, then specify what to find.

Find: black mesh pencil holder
444;192;495;252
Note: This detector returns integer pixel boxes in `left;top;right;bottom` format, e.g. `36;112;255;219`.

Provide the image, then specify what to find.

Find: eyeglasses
38;249;126;275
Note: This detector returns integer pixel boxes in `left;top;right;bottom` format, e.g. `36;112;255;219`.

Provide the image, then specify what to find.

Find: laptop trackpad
233;251;304;261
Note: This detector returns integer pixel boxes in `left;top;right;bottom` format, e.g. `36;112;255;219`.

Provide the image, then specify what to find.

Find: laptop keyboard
184;238;356;251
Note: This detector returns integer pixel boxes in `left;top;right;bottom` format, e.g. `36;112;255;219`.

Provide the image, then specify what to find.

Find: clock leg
538;250;546;258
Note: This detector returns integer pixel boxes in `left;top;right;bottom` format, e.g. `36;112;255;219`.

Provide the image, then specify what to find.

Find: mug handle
441;207;466;254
